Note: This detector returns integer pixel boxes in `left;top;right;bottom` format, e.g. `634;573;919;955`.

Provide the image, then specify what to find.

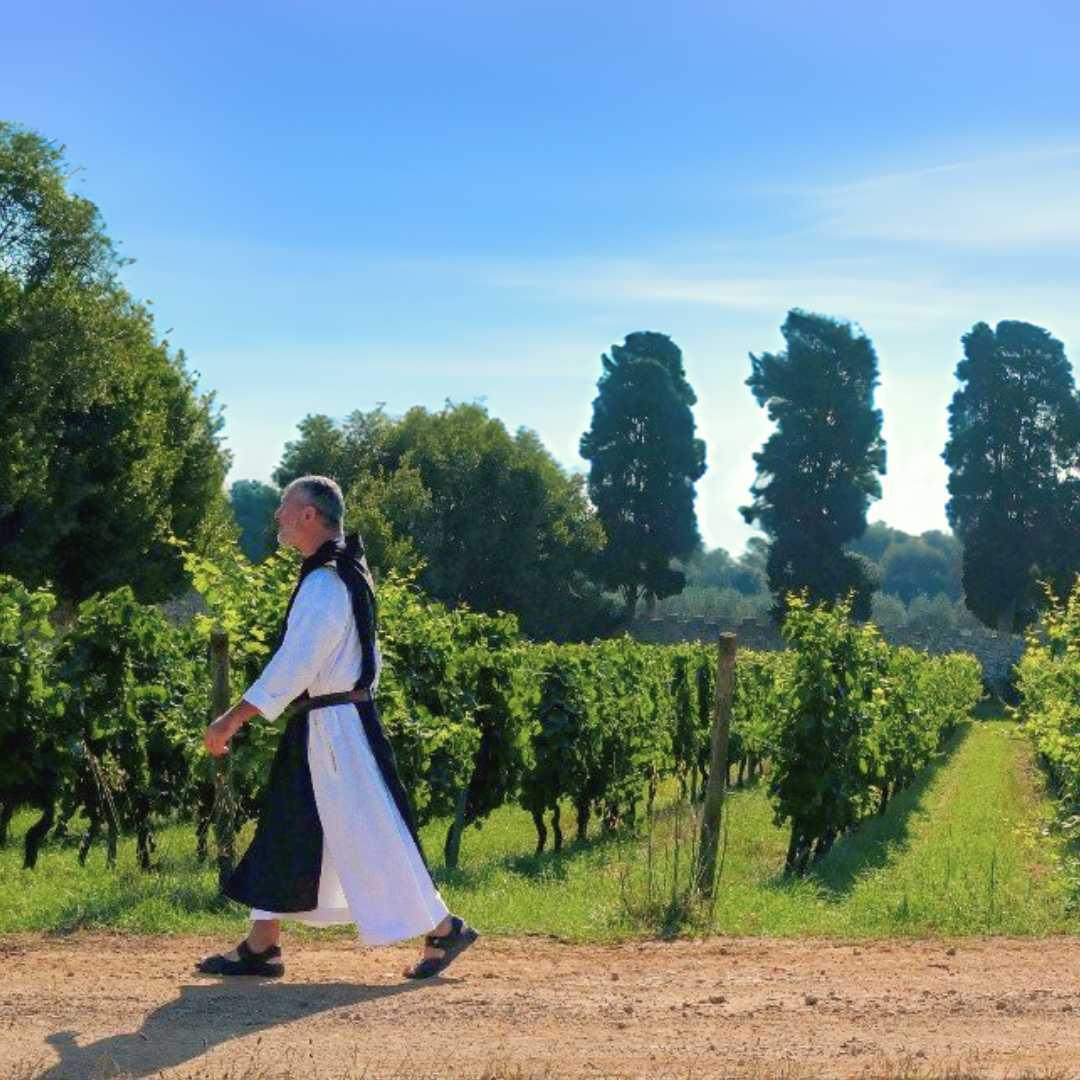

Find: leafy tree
919;530;964;594
654;584;770;625
383;405;614;640
0;124;230;600
0;123;117;287
738;536;770;585
847;524;963;603
682;546;766;596
345;463;433;579
229;480;279;563
943;320;1080;631
273;407;392;493
275;403;616;640
273;414;348;490
742;311;886;620
0;126;230;598
847;521;905;564
880;537;959;604
906;593;958;636
274;407;436;581
870;591;907;631
580;332;707;623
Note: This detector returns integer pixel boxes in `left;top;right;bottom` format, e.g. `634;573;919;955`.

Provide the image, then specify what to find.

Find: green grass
3;714;1078;940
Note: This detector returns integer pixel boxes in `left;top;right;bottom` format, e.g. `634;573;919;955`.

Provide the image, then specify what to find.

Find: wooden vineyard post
209;628;237;890
695;632;736;899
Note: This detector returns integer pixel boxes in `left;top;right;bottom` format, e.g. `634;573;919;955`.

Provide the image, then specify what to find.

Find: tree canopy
847;521;906;565
273;403;616;640
579;332;707;622
0;124;231;601
229;480;279;563
742;310;886;620
943;320;1080;631
681;544;765;596
880;535;961;605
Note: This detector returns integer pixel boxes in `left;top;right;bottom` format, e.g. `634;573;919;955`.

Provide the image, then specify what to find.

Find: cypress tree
944;320;1080;631
580;331;707;623
741;310;886;620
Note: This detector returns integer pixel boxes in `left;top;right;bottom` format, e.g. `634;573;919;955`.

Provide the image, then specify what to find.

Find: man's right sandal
404;917;479;980
196;940;285;978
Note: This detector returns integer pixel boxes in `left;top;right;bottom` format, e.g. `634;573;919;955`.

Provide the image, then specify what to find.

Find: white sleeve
243;568;350;721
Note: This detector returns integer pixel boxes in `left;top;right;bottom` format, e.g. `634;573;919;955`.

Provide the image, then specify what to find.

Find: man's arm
204;699;263;758
241;570;350;722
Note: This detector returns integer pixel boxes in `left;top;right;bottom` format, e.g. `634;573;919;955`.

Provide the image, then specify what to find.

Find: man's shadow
34;977;432;1079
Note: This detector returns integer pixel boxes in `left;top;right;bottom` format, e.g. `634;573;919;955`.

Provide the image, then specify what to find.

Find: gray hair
284;475;345;529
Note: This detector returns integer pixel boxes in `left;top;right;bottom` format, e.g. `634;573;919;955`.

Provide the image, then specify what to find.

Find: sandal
196;940;285;978
404;916;479;980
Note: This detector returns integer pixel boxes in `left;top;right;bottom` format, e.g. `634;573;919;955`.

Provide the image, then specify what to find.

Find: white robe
242;565;449;945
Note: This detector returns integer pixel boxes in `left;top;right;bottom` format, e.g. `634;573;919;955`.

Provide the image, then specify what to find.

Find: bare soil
2;933;1080;1079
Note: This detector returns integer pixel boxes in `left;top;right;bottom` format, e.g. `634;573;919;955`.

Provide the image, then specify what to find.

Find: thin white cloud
394;251;1080;341
811;143;1080;252
164;139;1080;552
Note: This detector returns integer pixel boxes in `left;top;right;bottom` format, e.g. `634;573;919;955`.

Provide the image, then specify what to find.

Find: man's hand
204;714;240;757
204;700;262;757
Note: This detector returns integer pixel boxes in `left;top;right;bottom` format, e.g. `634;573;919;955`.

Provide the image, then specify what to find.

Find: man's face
274;488;316;551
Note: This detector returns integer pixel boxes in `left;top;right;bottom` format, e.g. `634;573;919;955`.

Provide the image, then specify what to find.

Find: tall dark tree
229;480;279;563
580;332;707;623
741;310;886;621
944;320;1080;631
1042;478;1080;601
0;123;230;601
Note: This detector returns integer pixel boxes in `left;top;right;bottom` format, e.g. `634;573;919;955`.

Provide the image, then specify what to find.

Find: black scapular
224;533;427;913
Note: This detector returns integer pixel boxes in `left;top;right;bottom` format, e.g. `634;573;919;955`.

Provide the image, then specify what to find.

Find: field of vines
1015;578;1080;818
0;542;982;883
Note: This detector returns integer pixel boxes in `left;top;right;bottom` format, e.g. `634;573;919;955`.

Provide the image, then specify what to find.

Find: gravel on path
2;933;1079;1079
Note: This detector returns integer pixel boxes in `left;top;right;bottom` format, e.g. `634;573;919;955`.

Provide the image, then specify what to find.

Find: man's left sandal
405;917;479;980
196;940;285;978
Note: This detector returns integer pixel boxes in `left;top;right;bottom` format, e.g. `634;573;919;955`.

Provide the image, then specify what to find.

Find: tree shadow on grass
762;721;974;901
454;780;761;892
815;722;974;898
30;978;432;1080
971;695;1012;722
435;800;663;890
50;876;235;933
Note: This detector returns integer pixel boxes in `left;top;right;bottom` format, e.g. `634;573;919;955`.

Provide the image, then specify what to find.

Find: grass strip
1;717;1075;939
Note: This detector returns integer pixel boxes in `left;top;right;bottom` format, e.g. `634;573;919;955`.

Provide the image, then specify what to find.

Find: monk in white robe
197;475;477;979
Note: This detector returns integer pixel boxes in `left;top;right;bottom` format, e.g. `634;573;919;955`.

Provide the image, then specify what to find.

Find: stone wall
631;615;1025;695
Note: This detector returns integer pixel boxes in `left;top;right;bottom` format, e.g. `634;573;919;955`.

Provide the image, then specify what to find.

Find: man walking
197;476;477;980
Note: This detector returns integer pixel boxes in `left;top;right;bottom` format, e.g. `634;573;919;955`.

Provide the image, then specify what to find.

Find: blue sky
6;1;1080;553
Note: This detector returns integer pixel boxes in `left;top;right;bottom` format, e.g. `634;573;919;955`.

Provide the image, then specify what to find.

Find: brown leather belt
282;688;372;719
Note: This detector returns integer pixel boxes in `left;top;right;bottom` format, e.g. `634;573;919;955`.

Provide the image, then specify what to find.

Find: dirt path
2;934;1080;1079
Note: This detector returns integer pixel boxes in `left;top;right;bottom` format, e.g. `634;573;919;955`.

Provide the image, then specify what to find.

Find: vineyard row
0;545;983;879
1015;578;1080;818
